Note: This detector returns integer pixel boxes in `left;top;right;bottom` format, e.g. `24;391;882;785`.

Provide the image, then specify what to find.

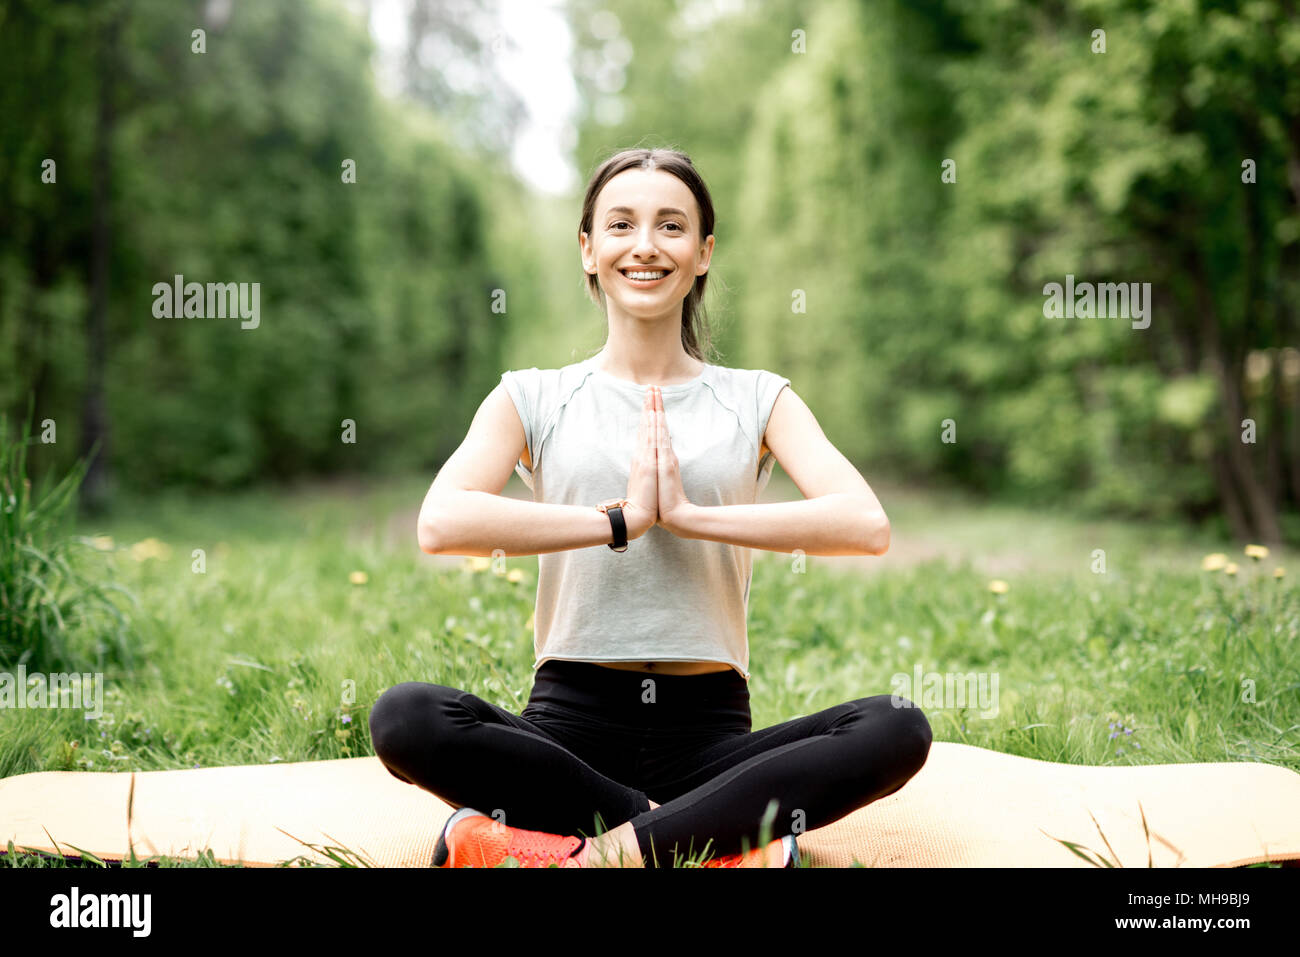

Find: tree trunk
1214;352;1282;544
1290;400;1300;512
1211;447;1253;541
1284;111;1300;511
1289;350;1300;509
78;12;118;517
1264;351;1284;511
1193;264;1282;544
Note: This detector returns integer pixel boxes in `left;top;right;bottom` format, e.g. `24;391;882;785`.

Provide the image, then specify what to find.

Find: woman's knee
368;681;460;766
852;694;933;775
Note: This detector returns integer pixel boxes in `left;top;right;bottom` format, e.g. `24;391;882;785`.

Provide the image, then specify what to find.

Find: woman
368;147;933;867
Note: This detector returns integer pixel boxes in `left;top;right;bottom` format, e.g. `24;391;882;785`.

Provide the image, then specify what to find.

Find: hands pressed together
621;386;692;541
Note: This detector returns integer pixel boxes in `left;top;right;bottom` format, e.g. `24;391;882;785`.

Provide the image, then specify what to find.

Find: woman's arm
671;494;886;556
422;490;633;557
420;383;654;556
669;386;887;556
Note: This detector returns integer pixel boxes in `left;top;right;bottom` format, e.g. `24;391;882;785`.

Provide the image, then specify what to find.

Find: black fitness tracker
597;498;631;552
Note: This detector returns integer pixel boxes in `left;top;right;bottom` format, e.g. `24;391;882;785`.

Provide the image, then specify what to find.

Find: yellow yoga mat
1;742;1297;867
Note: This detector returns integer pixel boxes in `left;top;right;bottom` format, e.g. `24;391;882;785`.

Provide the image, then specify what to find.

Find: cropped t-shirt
500;355;791;681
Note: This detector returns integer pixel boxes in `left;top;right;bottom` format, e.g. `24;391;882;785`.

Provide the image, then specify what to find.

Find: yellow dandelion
506;568;524;583
1244;544;1269;561
1201;553;1228;571
88;535;115;551
129;538;172;561
1274;567;1286;579
1224;563;1238;576
988;580;1009;594
468;556;492;572
349;570;369;585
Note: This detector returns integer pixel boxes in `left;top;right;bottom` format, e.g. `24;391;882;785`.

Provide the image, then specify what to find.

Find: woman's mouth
619;268;672;287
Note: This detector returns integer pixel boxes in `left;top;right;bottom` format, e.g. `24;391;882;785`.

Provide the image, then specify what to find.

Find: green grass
0;406;137;676
1;469;1296;867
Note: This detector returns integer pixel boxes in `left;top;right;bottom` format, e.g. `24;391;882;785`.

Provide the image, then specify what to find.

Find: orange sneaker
432;807;584;868
701;835;798;868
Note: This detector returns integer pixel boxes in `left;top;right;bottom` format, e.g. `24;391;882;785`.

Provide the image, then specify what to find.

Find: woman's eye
610;222;683;231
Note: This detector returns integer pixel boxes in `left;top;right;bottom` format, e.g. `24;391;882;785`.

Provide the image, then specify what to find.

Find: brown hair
579;147;718;363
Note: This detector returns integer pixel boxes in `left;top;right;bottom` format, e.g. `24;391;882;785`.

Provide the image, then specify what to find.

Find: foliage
570;0;1299;541
1;0;1296;542
0;399;137;673
0;0;533;492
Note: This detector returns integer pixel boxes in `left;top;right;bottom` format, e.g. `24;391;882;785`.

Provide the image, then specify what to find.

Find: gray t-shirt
500;355;791;681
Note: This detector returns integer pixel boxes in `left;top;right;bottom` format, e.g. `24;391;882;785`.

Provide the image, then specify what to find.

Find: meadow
2;468;1296;867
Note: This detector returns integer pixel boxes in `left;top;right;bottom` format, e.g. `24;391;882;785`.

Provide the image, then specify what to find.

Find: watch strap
597;499;631;552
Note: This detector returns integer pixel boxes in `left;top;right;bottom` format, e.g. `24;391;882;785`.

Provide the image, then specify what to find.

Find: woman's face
581;167;713;322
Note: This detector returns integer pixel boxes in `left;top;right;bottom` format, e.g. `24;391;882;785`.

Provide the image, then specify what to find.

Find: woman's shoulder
704;362;791;391
498;361;599;434
500;360;592;389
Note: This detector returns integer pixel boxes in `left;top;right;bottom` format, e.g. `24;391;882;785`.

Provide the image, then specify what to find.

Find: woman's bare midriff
593;661;734;675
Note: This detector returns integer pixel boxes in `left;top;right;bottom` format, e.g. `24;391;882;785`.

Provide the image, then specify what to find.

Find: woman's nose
632;226;659;254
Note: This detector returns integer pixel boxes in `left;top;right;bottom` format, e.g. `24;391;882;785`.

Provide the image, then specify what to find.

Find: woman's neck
593;347;703;384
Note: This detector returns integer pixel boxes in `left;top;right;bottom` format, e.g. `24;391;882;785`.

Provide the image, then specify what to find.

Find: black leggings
368;660;933;864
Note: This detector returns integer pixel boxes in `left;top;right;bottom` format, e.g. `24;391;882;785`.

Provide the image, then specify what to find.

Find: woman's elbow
417;512;444;554
864;512;890;555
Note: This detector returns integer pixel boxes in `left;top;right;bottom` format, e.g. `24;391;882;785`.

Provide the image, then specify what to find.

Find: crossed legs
368;681;932;866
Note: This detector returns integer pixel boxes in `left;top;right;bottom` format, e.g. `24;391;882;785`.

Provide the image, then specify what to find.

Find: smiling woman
373;146;923;870
575;156;716;371
619;268;673;287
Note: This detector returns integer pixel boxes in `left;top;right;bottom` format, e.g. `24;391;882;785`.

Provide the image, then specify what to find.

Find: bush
0;400;137;675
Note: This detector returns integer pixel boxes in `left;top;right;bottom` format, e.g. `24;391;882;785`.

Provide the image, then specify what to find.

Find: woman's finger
640;390;653;472
639;390;650;443
655;388;665;451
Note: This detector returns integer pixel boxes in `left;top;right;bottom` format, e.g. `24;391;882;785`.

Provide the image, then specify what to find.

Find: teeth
624;270;667;280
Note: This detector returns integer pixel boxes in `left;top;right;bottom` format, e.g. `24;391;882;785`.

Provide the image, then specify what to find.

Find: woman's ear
696;234;715;274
